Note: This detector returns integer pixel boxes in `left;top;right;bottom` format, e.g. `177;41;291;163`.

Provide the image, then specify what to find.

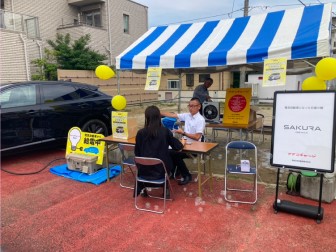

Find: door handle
26;110;38;115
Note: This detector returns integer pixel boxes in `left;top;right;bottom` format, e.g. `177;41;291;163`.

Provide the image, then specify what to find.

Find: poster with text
223;88;252;125
66;127;105;165
271;91;335;173
145;67;162;91
112;111;128;139
263;57;287;87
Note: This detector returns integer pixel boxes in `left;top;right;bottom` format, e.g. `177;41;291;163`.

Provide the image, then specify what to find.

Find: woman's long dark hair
144;105;162;138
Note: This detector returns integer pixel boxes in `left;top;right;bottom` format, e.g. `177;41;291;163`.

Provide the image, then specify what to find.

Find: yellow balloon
95;65;115;80
111;95;127;110
302;76;326;91
315;57;336;81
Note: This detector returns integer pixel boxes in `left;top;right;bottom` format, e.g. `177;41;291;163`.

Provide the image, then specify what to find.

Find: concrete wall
57;69;157;103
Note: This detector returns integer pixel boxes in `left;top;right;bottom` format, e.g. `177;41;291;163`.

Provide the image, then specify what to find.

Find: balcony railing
0;10;40;39
58;21;103;30
68;0;105;7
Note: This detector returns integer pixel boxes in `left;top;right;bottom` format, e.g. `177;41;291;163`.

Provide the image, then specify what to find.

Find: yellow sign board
145;67;162;91
223;88;252;125
112;111;137;139
263;57;287;87
66;127;105;165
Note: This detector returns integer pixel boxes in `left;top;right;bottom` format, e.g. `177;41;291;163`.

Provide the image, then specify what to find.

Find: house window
186;74;194;87
123;14;129;33
84;10;101;27
25;17;40;38
168;80;180;90
199;74;211;83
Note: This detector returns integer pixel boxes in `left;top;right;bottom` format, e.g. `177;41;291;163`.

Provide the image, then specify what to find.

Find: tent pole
178;71;182;113
117;70;120;95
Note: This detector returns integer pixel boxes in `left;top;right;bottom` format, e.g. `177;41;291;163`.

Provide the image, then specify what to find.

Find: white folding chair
118;143;136;189
134;157;173;214
224;141;258;204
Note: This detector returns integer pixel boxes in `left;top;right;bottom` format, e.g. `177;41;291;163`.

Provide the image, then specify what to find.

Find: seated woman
134;105;184;197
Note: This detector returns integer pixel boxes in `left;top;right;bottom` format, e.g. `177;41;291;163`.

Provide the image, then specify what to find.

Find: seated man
161;98;205;185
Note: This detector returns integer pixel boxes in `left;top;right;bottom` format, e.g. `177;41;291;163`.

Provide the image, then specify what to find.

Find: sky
135;0;336;27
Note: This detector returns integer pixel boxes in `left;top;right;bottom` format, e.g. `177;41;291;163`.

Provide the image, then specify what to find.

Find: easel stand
273;167;324;224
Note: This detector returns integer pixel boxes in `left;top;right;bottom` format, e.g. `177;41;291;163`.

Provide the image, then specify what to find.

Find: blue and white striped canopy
116;4;332;70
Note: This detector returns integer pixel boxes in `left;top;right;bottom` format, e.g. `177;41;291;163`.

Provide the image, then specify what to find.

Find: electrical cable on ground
1;157;65;175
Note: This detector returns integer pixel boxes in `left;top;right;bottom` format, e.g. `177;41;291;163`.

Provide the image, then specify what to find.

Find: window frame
123;14;129;34
83;9;102;27
167;79;180;90
0;84;37;108
199;74;211;84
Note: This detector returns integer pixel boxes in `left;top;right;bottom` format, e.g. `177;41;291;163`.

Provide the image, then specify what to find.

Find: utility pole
240;0;249;86
244;0;249;17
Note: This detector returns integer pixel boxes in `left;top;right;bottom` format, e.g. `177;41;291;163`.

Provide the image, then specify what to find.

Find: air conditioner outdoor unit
202;102;220;123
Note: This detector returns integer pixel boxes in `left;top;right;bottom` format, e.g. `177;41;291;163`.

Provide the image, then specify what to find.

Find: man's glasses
187;104;200;108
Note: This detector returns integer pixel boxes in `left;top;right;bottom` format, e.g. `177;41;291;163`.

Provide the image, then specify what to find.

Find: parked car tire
81;119;109;136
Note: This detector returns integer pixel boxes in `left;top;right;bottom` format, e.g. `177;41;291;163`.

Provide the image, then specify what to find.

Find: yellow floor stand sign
112;111;137;139
66;127;105;165
223;88;252;125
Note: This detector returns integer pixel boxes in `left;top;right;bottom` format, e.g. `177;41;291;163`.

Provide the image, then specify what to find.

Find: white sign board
271;91;335;173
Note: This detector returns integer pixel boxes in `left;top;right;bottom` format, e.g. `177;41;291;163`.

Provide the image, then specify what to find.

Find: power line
160;7;244;25
297;0;307;6
229;0;236;18
160;2;336;26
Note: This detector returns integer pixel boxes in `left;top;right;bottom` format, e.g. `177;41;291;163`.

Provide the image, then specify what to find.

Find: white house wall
1;0;148;83
0;31;29;83
247;74;311;101
4;0;79;40
108;0;148;65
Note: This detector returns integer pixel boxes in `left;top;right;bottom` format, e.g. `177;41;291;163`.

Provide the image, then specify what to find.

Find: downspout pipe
20;33;30;81
106;0;113;66
36;40;43;77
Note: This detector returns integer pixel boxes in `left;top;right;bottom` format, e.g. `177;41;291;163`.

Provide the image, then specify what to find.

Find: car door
0;84;40;150
38;83;93;140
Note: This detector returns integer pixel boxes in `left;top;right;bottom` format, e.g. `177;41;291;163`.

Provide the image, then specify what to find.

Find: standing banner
263;58;287;87
145;67;162;91
271;91;336;173
66;127;105;165
112;111;137;139
223;88;252;125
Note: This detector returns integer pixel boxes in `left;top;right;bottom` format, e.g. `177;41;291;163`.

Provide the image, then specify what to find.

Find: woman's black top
135;127;183;180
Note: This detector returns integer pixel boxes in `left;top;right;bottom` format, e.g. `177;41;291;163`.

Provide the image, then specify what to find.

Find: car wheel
81;119;109;136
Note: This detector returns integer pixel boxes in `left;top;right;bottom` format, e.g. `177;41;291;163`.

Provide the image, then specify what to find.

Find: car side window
42;85;80;103
0;85;37;108
76;88;100;98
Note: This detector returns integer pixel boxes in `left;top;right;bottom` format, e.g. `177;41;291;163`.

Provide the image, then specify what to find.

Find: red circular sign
228;95;247;112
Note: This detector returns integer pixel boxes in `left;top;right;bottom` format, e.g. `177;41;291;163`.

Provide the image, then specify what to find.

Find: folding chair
118;143;136;189
224;141;258;204
134;157;173;214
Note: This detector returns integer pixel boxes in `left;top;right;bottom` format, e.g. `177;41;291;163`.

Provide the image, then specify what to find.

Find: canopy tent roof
116;4;332;71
